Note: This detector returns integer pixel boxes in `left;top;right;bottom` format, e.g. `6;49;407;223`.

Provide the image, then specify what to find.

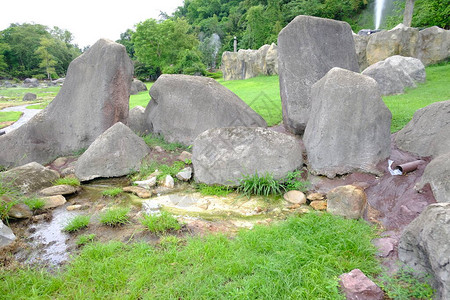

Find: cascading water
375;0;386;29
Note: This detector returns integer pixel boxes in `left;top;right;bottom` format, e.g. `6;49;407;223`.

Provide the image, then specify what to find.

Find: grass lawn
0;213;380;299
129;82;153;109
0;111;22;129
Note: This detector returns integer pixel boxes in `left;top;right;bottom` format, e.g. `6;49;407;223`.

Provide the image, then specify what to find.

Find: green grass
0;213;381;299
140;211;181;234
237;172;285;199
0;111;22;128
131;160;187;182
53;177;80;187
218;75;282;127
99;207;130;226
142;133;189;151
129;82;153;109
63;215;90;232
76;234;96;246
26;102;49;109
0;86;59;102
102;188;123;197
383;63;450;132
196;183;234;197
23;197;45;211
0;179;22;221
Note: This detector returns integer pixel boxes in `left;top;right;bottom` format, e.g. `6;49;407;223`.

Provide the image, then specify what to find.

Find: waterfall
375;0;386;29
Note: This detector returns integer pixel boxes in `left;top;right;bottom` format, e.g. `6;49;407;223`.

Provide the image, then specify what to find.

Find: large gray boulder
1;162;59;194
304;68;391;178
385;55;426;82
399;203;450;299
192;127;303;186
395;100;450;157
417;26;450;66
278;15;359;134
361;59;416;95
416;152;450;203
128;106;147;135
353;33;370;71
0;39;133;167
130;78;147;95
75;122;149;181
144;74;267;145
0;220;16;247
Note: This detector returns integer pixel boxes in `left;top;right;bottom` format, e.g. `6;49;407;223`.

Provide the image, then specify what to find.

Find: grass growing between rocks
140;211;181;234
53;177;80;186
0;213;380;299
383;62;450;133
23;197;45;211
142;133;189;151
63;215;90;232
131;160;188;182
99;207;130;226
102;188;123;197
129;82;153;109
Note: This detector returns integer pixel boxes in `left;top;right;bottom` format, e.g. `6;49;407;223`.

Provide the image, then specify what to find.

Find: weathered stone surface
144;74;266;145
38;185;79;196
416;152;450;203
221;44;278;81
23;93;37;101
399;203;450;299
339;269;384;300
307;193;324;201
366;24;419;66
327;185;367;219
75;122;149;181
123;186;152;198
178;151;192;162
395;100;450;158
353;33;370;71
134;177;157;189
304;68;391;178
0;219;16;247
362;59;416;95
283;190;306;204
1;162;60;194
66;204;82;211
128;105;147;135
417;26;450;66
161;175;174;189
130;78;147;95
176;167;192;182
193;127;303;186
310;200;327;210
42;195;66;209
372;237;396;257
0;39;133;167
385;55;426;83
278;15;359;134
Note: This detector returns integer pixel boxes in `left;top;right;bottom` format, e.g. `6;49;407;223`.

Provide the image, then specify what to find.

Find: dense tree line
0;23;81;79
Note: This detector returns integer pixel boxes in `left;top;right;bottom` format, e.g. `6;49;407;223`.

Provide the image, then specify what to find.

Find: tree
403;0;415;26
116;29;135;59
35;37;57;80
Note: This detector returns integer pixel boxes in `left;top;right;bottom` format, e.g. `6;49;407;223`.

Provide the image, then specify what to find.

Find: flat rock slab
339;269;384;300
39;185;79;196
42;195;66;209
123;186;153;199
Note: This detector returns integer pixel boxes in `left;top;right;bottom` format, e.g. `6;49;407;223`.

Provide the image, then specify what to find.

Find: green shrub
196;183;234;197
53;177;81;187
99;207;130;226
102;188;123;197
76;234;96;246
64;215;90;232
376;267;435;299
237;172;285;197
23;197;45;211
141;211;181;233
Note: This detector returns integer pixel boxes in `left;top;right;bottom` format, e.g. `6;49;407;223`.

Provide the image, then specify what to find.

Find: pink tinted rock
339;269;384;300
372;237;396;257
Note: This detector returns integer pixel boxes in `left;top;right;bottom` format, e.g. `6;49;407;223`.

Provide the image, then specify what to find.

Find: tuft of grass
72;148;87;156
63;215;90;232
0;180;22;221
99;207;130;226
102;188;123;197
131;161;187;182
142;133;188;152
76;234;97;246
376;267;435;299
23;197;45;211
281;170;310;193
140;211;181;234
196;183;234;197
53;177;80;187
237;172;285;198
0;213;380;299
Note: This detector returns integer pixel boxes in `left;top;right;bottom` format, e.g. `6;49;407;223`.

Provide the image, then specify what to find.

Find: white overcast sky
0;0;185;48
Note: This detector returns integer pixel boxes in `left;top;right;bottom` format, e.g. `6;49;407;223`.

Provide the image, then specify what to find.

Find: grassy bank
0;213;380;299
0;111;22;129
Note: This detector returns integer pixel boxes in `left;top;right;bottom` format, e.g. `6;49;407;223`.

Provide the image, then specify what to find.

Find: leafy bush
102;188;123;197
196;183;234;197
99;207;130;226
141;211;181;233
64;215;90;232
76;234;96;246
53;177;80;186
23;197;45;211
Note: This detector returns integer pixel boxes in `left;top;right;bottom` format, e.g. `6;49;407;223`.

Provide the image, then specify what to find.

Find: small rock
288;203;301;210
162;175;174;189
307;192;325;201
42;195;66;209
123;186;153;198
134;177;157;189
22;92;37;101
0;219;16;247
197;199;210;210
38;184;79;196
61;165;76;177
339;269;384;300
283;190;306;204
142;200;161;215
178;151;192;162
52;157;68;167
310;200;327;210
327;185;367;219
154;146;164;153
372;237;396;257
1;196;32;219
176;167;192;181
66;205;82;211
